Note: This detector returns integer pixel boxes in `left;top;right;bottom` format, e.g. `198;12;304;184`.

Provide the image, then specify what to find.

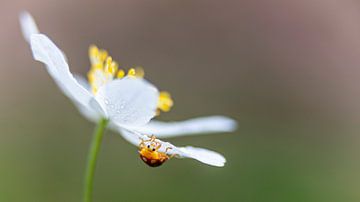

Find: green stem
83;118;109;202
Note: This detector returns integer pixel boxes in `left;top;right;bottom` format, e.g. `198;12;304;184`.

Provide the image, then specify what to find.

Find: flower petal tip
224;117;238;132
19;11;39;43
181;146;226;167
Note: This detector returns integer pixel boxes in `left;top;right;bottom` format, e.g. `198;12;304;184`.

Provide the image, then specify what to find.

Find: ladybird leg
165;147;172;153
139;138;146;149
147;135;158;148
165;147;177;159
150;135;156;142
160;156;169;162
142;138;151;143
153;142;161;151
169;153;179;159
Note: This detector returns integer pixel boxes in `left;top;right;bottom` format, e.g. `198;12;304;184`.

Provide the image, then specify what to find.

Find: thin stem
83;118;109;202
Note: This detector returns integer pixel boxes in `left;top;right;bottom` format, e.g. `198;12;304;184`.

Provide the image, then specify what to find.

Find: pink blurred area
1;0;360;201
1;0;360;123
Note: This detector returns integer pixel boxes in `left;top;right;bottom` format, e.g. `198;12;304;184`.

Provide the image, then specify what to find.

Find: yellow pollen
89;45;98;57
87;45;147;94
157;91;173;113
110;62;118;74
106;57;112;67
104;57;118;75
99;50;108;63
127;67;145;78
128;68;136;78
117;69;125;78
134;66;145;78
93;63;103;69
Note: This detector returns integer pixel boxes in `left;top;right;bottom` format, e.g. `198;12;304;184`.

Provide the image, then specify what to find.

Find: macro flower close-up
20;12;236;166
20;11;236;201
2;1;360;202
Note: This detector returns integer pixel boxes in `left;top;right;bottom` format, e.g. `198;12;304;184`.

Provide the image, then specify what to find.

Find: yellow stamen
87;45;147;94
134;66;145;78
93;63;103;70
99;50;108;63
106;57;112;67
89;45;99;58
128;68;136;78
109;62;118;74
89;45;99;65
92;87;98;94
117;69;125;78
104;57;116;74
157;91;173;113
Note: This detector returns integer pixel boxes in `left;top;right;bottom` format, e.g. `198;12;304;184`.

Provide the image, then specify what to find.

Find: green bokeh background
1;0;360;201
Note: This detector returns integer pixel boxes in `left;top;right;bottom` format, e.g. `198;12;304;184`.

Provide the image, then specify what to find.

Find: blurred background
1;0;360;201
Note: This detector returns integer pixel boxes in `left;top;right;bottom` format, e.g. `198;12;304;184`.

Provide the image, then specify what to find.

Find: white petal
119;128;226;167
118;127;143;146
30;34;105;116
19;11;39;43
20;13;95;120
20;12;69;61
95;78;158;127
134;116;237;138
75;102;102;123
177;146;226;167
72;75;102;122
74;74;91;92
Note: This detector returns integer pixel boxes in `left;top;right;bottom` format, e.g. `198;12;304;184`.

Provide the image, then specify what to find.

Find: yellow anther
99;50;108;62
157;91;173;113
89;45;109;67
109;62;118;74
92;86;98;94
127;67;144;78
89;45;99;65
128;68;136;78
104;57;117;75
134;66;145;78
106;57;112;67
87;72;94;83
117;69;125;78
93;63;103;70
87;44;147;95
89;45;99;58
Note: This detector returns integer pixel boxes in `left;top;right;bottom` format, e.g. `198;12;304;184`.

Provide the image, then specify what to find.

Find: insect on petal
119;129;226;167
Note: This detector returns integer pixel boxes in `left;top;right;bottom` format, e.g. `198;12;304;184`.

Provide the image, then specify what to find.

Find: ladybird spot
152;148;155;151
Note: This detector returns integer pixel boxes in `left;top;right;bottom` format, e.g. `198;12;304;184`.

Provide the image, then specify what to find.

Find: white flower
20;11;237;167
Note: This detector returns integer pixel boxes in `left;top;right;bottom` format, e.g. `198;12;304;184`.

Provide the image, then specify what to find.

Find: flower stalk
83;118;109;202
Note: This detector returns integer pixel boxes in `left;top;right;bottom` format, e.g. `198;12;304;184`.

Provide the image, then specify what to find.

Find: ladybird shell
139;154;167;167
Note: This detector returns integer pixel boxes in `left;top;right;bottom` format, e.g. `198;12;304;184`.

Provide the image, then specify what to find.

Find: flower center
87;45;173;114
87;45;143;94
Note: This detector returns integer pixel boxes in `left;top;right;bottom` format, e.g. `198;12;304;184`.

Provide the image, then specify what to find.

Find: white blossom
20;11;237;167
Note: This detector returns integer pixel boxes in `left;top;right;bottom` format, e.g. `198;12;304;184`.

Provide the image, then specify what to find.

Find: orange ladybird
138;135;172;167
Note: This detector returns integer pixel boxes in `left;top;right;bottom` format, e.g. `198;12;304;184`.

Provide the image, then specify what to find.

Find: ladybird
138;135;172;167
